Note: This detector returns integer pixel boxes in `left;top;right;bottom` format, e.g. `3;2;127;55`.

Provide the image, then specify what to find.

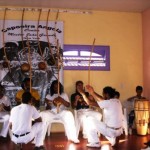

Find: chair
47;117;66;136
0;118;12;138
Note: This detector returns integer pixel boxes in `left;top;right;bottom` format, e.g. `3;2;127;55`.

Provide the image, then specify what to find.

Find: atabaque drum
134;99;149;135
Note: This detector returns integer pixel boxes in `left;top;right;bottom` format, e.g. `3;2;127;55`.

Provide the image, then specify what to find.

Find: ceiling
0;0;150;13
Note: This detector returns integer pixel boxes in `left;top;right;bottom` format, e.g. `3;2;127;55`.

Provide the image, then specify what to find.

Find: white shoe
101;144;111;150
83;134;87;139
106;136;116;146
141;147;150;150
73;139;80;144
86;142;101;148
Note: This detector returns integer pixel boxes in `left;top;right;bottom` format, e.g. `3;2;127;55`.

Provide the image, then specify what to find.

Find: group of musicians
0;78;148;150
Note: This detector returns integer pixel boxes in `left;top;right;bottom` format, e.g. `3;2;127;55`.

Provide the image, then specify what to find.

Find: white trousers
77;109;102;136
0;111;10;137
40;110;78;141
85;117;123;143
11;122;44;147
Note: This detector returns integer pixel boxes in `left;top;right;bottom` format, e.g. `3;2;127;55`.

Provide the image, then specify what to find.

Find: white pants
0;111;10;137
40;110;78;141
11;122;44;147
77;109;102;136
85;117;123;144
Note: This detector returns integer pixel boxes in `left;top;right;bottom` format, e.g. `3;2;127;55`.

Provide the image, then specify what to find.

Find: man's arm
2;104;11;111
45;98;52;109
34;117;42;123
71;94;81;109
86;85;103;102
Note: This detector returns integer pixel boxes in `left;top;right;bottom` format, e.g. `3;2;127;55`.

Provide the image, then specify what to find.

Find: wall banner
0;20;63;105
63;44;110;71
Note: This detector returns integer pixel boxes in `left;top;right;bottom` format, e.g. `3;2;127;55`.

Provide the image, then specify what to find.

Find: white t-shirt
0;95;11;112
10;104;40;135
46;93;70;113
98;98;123;128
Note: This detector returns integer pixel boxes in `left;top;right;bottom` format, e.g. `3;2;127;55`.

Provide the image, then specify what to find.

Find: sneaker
73;139;80;144
86;142;101;148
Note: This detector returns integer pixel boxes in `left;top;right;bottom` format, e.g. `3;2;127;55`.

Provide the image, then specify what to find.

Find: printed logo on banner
0;20;64;105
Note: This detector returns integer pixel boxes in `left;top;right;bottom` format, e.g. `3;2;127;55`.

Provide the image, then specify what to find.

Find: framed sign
63;44;110;71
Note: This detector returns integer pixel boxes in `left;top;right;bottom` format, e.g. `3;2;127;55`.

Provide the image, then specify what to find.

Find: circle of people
0;78;146;149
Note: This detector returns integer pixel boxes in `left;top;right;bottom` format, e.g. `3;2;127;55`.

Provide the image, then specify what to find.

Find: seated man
40;80;79;143
15;78;40;109
0;84;11;139
71;80;102;138
83;85;123;148
127;86;146;128
9;92;45;150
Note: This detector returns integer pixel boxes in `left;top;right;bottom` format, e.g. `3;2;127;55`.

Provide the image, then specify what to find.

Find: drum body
134;99;149;135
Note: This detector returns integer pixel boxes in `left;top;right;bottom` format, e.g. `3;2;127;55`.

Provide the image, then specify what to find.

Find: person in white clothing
71;80;102;139
0;84;11;138
81;85;123;148
9;92;45;150
40;80;79;143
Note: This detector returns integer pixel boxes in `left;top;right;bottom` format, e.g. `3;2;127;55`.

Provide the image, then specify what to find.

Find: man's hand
75;95;82;102
86;85;94;94
53;96;63;106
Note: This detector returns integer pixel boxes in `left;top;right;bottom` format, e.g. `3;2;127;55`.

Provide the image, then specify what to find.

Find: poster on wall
0;20;64;105
63;44;110;71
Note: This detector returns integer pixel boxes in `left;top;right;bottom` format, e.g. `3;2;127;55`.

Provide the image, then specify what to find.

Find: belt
13;132;30;138
107;126;122;130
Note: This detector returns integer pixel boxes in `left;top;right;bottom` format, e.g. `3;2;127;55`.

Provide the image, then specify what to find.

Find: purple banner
63;44;110;71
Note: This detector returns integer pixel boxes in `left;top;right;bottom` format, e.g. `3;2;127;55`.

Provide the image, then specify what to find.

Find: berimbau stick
88;38;96;85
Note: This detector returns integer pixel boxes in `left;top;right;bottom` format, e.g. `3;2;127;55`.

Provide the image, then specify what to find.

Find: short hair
103;86;116;98
50;80;64;96
22;92;32;104
136;86;143;91
76;81;83;86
